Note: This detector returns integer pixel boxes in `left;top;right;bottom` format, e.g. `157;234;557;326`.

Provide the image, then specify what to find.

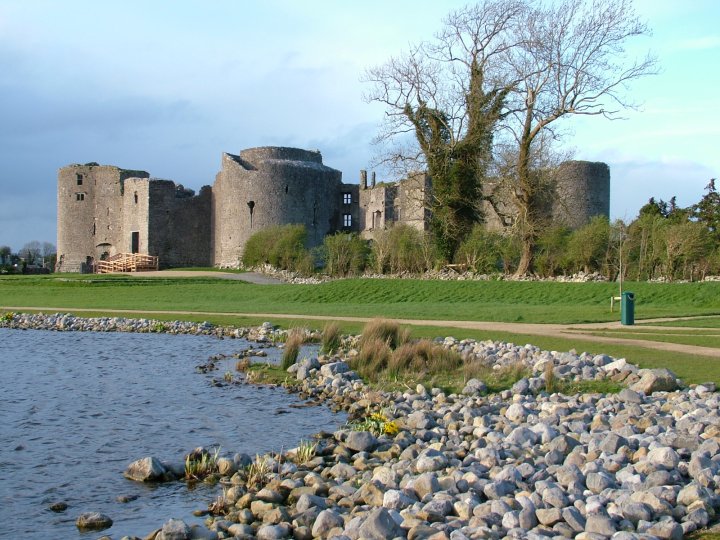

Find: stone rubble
142;351;718;540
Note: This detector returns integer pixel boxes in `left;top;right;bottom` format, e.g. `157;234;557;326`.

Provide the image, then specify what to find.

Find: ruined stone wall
147;182;212;268
394;173;431;232
212;147;343;267
122;178;150;254
359;181;396;240
57;164;148;272
553;161;610;228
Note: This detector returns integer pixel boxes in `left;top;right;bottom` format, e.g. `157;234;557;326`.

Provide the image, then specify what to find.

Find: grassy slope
1;276;719;324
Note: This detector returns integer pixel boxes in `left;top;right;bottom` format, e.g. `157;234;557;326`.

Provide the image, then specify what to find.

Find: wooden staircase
96;253;159;273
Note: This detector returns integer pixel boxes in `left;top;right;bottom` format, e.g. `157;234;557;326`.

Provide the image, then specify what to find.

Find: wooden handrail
95;253;159;273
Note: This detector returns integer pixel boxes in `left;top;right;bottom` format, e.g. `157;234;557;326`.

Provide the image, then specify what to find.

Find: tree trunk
515;236;533;276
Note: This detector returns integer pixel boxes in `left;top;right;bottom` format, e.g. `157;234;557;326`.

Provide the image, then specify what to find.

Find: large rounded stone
311;509;344;538
357;507;404;539
157;518;191;540
75;512;113;531
345;431;378;452
647;446;680;469
123;456;169;482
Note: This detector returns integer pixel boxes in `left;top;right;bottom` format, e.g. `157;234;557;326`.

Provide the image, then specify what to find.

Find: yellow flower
383;421;399;435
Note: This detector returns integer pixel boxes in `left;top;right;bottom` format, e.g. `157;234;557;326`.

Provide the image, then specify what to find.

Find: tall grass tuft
544;360;557;393
389;339;462;378
320;322;342;355
281;329;305;370
185;447;220;481
293;439;318;465
358;318;410;351
246;454;273;489
350;338;392;382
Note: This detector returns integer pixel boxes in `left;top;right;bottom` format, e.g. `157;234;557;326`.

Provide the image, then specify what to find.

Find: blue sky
0;0;718;250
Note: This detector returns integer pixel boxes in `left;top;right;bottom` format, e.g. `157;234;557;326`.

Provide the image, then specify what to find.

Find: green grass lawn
586;331;720;349
1;275;718;324
640;316;720;328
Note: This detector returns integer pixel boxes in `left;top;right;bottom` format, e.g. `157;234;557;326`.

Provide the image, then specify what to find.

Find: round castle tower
212;146;343;267
553;160;610;228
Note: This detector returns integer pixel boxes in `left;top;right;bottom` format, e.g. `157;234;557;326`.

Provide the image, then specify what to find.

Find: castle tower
56;164;148;272
553;160;611;228
211;147;344;267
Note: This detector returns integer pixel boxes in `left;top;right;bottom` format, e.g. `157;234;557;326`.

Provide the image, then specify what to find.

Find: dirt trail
3;305;719;358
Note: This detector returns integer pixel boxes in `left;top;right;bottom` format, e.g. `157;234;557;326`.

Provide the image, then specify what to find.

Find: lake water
0;328;344;539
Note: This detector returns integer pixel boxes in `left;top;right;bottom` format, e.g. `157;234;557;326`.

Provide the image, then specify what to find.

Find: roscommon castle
56;146;610;272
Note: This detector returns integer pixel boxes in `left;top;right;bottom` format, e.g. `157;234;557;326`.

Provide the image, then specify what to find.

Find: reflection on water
0;328;343;539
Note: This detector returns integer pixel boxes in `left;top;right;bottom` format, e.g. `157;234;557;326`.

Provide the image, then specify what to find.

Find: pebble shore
3;312;720;539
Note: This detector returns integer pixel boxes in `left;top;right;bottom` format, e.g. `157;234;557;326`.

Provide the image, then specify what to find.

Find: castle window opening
343;192;352;204
134;192;138;204
76;174;83;186
343;214;352;228
76;192;85;201
285;185;289;194
247;200;255;228
131;232;139;254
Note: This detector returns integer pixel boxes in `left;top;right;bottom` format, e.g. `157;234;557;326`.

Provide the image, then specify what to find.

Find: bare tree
500;0;657;274
365;0;656;271
41;242;56;258
20;241;42;265
363;0;524;259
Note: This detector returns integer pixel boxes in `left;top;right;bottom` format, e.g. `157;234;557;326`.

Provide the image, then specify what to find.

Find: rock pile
135;352;720;540
0;312;287;342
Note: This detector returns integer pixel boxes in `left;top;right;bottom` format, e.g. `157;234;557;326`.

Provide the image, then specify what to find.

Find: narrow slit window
134;192;138;204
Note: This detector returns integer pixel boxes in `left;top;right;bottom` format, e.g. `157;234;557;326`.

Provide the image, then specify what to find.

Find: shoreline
4;312;720;538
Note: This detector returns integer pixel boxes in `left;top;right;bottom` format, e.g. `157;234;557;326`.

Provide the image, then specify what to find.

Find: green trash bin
621;291;635;325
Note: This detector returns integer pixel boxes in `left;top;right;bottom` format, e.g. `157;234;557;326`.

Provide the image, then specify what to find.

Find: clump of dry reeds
320;322;342;354
357;318;410;351
281;328;305;370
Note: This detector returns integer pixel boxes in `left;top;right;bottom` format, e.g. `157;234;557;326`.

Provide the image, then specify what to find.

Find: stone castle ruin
56;146;609;272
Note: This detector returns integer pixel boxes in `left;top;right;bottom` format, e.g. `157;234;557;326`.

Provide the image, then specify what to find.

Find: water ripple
0;328;344;539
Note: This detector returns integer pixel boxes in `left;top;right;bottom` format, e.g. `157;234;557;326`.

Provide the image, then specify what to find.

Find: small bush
455;225;503;273
242;224;311;273
320;322;342;354
370;225;430;274
323;233;369;276
281;329;305;370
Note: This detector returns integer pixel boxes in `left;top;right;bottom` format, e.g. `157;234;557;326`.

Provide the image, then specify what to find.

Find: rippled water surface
0;328;343;539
